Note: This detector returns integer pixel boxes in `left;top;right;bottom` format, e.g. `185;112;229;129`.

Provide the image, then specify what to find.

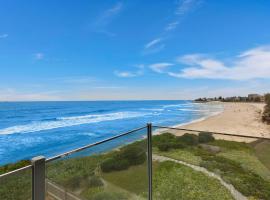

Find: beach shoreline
159;102;270;142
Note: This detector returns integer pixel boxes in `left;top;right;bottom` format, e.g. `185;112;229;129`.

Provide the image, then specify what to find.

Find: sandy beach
170;102;270;142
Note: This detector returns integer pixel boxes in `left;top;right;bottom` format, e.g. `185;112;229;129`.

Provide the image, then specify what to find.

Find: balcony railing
1;123;270;200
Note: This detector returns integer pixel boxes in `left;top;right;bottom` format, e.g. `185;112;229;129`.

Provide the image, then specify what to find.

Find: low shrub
152;133;176;146
0;160;30;175
100;158;129;172
198;132;215;143
120;145;146;165
178;133;198;146
100;142;146;172
157;142;171;151
262;107;270;124
262;93;270;124
200;155;270;199
88;176;104;188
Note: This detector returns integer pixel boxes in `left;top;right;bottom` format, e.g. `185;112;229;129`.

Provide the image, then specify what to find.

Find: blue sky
0;0;270;100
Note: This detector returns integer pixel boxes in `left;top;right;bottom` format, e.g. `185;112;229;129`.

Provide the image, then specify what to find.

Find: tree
262;93;270;124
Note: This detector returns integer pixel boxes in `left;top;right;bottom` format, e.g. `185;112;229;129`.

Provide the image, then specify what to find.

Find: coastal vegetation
262;93;270;124
0;160;30;175
1;132;270;199
153;133;270;199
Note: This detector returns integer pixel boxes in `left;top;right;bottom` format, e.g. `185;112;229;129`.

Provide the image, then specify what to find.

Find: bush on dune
262;93;270;124
120;145;146;165
153;132;215;152
0;160;30;175
100;142;146;173
198;132;215;143
199;154;270;199
177;133;199;146
100;157;129;172
152;133;176;146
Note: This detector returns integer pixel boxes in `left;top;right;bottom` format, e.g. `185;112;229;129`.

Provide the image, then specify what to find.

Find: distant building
248;94;263;102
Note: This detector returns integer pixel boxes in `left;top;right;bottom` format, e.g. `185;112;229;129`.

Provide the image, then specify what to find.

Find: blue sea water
0;101;223;165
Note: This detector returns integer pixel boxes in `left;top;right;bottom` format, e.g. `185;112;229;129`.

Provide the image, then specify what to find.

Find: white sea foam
140;108;164;112
162;104;183;108
0;112;147;135
162;102;198;108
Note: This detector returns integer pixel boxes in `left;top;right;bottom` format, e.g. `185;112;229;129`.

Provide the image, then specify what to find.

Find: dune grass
3;133;270;200
253;140;270;170
153;147;201;166
102;160;234;200
153;161;233;200
102;162;149;196
153;133;270;199
219;150;270;181
0;168;32;200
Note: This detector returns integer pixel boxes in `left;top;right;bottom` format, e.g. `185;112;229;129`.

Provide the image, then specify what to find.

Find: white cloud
175;0;199;15
105;2;123;15
165;22;179;31
114;71;137;77
98;2;123;23
34;53;44;60
94;2;123;36
145;38;162;49
143;0;201;54
149;63;174;73
0;34;8;39
168;46;270;80
114;65;144;78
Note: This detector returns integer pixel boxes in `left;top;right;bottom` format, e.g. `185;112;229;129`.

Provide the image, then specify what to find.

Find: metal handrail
153;125;270;140
0;164;32;179
46;125;147;163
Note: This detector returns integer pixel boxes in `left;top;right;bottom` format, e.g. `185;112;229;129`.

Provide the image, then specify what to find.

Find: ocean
0;101;223;165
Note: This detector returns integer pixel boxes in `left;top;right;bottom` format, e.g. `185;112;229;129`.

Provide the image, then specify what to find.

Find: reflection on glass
46;128;148;200
0;167;32;200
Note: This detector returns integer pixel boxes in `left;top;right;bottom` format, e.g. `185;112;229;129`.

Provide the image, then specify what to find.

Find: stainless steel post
147;123;153;200
31;156;45;200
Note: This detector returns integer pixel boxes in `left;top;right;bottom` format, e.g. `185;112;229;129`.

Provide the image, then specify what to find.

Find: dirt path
153;154;247;200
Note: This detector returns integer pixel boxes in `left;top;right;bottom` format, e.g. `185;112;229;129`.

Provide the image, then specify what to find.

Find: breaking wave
0;112;147;135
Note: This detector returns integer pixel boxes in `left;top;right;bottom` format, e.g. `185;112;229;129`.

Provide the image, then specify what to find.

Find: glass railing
152;126;270;200
1;124;270;200
45;126;149;200
0;165;32;200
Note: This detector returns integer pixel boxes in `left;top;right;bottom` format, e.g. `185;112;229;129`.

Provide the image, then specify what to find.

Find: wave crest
0;112;146;135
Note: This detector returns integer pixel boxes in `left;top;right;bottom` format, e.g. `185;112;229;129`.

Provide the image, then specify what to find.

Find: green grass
154;147;201;166
0;168;32;200
46;155;103;189
102;160;234;200
211;139;253;152
81;187;130;200
102;162;149;196
3;134;270;200
153;161;234;200
253;140;270;170
153;135;270;199
199;155;270;199
219;150;270;181
0;160;30;175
